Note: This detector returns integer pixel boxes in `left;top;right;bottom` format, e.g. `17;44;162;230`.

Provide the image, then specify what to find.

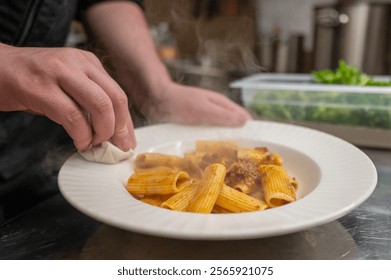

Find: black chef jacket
0;0;143;223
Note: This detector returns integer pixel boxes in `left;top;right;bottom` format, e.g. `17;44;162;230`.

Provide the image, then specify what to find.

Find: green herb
248;89;391;129
312;60;391;86
247;61;391;129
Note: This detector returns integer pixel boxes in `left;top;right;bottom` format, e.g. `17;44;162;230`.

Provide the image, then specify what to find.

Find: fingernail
235;114;247;125
120;137;132;151
75;140;91;152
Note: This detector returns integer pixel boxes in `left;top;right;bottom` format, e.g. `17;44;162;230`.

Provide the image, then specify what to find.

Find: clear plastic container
231;73;391;148
231;73;391;129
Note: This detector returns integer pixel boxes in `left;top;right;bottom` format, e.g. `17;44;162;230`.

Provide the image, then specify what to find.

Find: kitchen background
66;0;391;146
143;0;391;77
142;0;391;149
67;0;391;89
108;0;386;116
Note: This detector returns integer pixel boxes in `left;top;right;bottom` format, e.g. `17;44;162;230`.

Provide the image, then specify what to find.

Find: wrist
113;61;173;105
141;64;172;94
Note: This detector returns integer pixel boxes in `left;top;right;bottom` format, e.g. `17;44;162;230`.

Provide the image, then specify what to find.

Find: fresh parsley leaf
312;60;391;86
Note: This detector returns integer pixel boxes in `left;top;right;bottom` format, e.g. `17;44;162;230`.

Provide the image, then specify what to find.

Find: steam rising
159;1;263;73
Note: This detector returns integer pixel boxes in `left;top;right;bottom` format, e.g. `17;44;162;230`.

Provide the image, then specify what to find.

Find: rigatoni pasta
215;184;268;213
139;195;169;207
161;182;200;211
260;165;296;208
126;140;299;214
126;167;191;195
187;163;226;213
134;153;184;171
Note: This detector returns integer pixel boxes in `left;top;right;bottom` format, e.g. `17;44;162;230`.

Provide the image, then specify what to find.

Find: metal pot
313;1;391;75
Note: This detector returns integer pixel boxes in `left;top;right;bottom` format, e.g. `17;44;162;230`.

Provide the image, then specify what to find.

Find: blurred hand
135;81;252;126
84;1;251;130
0;44;136;151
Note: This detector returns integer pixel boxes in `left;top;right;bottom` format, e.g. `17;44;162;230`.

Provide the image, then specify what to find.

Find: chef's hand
121;73;252;126
0;43;136;151
84;1;251;129
140;82;253;126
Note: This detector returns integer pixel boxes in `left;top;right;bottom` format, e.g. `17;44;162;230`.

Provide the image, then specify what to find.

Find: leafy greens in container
312;60;391;86
233;61;391;129
249;90;391;128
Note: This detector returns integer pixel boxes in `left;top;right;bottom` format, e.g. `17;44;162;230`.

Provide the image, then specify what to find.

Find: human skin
0;1;252;152
0;42;135;151
84;1;252;126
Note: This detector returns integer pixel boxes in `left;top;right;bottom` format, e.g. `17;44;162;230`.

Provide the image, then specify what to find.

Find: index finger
87;66;136;151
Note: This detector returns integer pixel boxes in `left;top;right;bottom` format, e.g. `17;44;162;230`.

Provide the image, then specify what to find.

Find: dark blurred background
138;0;391;78
65;0;391;98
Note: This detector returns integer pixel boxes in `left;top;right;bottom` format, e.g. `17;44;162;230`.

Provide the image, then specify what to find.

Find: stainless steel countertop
0;148;390;260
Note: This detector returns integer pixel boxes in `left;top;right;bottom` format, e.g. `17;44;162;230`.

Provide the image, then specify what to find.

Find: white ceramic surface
58;120;377;240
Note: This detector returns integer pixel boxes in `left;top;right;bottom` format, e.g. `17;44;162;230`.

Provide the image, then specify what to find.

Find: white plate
58;120;377;240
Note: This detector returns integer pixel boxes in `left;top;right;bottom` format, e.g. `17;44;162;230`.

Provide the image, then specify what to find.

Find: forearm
84;1;171;105
83;1;252;127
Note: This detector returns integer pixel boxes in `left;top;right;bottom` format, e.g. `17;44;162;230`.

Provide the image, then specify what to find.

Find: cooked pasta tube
216;184;268;212
134;153;184;169
187;163;226;214
268;152;283;166
161;182;200;211
195;140;237;158
238;147;283;166
134;165;182;174
139;195;171;207
232;183;252;194
212;204;233;214
126;168;191;195
238;147;269;162
260;165;296;207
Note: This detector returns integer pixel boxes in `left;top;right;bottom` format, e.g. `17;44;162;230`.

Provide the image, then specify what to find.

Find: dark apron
0;112;74;223
0;0;143;223
0;0;80;223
